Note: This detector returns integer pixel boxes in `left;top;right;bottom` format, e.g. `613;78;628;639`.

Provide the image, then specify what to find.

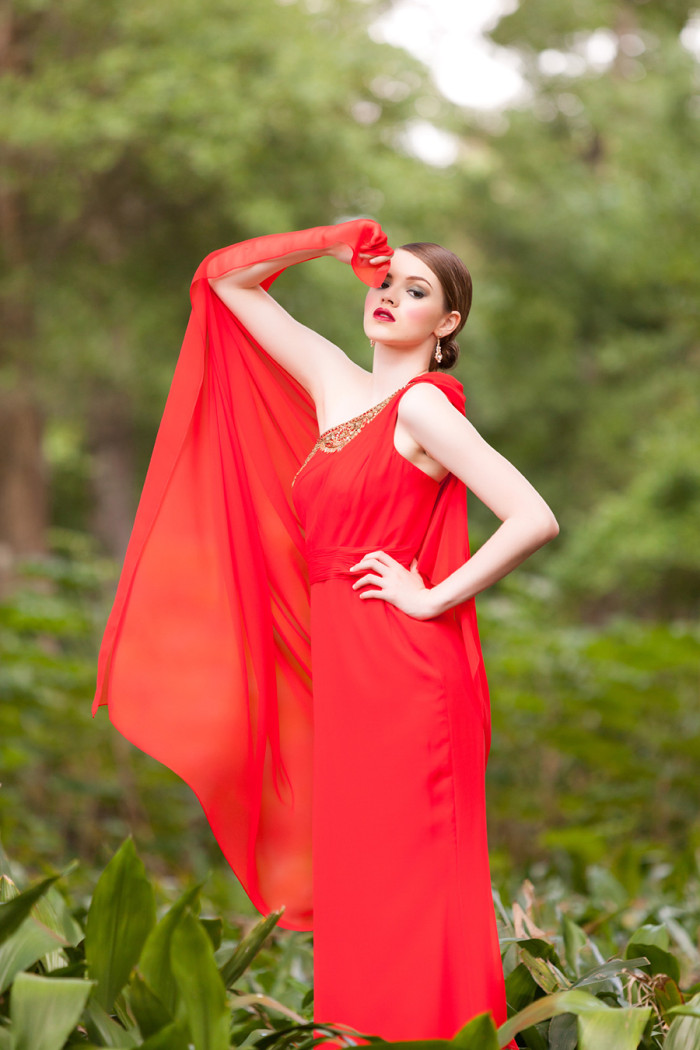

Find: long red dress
93;220;509;1041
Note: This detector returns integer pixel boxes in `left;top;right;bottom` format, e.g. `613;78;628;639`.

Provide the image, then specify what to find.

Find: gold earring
369;338;375;348
434;338;443;364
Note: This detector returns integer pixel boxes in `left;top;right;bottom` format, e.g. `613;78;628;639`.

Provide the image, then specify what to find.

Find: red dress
93;221;509;1041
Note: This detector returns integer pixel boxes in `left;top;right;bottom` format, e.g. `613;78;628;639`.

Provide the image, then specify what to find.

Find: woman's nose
381;292;396;305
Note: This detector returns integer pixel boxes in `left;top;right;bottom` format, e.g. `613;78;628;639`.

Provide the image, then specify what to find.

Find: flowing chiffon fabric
93;220;508;1039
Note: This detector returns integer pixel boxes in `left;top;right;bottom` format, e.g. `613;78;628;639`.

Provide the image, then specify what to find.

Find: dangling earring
370;339;375;349
434;338;443;365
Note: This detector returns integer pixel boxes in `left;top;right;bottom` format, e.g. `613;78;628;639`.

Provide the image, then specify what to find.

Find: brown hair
399;242;473;370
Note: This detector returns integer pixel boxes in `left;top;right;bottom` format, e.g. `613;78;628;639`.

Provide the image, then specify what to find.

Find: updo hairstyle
400;242;473;371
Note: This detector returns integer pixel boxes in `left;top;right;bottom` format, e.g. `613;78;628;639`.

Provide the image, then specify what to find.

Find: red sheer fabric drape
93;220;490;931
93;222;391;929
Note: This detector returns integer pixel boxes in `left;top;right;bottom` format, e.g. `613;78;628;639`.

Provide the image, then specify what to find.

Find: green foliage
481;576;700;882
85;838;156;1010
454;0;700;617
1;838;699;1048
10;972;93;1050
0;840;314;1048
2;544;698;900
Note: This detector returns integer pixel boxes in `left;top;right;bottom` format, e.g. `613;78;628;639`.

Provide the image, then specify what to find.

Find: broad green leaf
578;1006;651;1050
199;916;223;951
34;886;84;947
666;994;700;1050
517;937;564;967
140;1021;192;1050
627;924;670;951
655;975;684;1020
504;962;538;1013
548;1012;577;1050
625;939;680;983
520;948;562;994
10;972;92;1050
219;907;284;989
0;875;60;945
497;989;610;1046
139;883;202;1015
562;917;587;976
85;838;156;1011
82;997;138;1048
452;1011;499;1049
0;916;66;994
170;909;229;1050
0;875;18;903
573;957;649;990
127;971;172;1037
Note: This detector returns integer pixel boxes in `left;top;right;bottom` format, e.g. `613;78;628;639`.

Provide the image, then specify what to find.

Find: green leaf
139;883;202;1016
170;909;229;1050
218;907;284;989
199;916;223;951
666;994;700;1050
625;938;680;983
0;875;60;945
520;948;562;994
127;971;172;1037
82;997;138;1048
0;916;66;994
573;957;649;990
655;975;684;1021
497;989;612;1047
84;838;156;1011
578;1006;651;1050
34;886;84;947
548;1012;577;1050
10;972;92;1050
504;962;539;1013
140;1022;192;1050
627;924;670;950
562;917;588;976
452;1012;499;1049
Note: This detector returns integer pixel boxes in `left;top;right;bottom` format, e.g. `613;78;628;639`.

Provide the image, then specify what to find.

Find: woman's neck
369;347;431;399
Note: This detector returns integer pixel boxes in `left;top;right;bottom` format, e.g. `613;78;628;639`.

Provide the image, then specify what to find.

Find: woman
93;219;557;1043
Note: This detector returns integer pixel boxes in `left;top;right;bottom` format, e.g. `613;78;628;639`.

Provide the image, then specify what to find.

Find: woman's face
363;249;459;348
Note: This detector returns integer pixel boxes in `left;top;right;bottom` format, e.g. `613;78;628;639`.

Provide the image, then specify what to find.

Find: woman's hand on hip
349;551;440;620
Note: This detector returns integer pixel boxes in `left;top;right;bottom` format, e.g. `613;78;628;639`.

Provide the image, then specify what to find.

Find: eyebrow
387;271;433;287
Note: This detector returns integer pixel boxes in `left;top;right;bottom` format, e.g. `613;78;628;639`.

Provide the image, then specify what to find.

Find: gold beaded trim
293;388;401;484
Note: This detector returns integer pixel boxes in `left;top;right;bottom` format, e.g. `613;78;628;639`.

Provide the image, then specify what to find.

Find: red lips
373;308;395;321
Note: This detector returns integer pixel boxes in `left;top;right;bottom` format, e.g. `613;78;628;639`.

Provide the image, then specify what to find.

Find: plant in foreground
0;840;699;1049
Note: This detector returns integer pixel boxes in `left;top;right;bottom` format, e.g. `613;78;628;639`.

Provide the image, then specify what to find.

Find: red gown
93;220;509;1041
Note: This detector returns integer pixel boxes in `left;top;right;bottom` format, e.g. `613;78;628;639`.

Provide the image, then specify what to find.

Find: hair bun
440;338;459;370
430;337;460;372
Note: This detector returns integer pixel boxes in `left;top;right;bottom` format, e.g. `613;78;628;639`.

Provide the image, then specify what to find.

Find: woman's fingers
350;550;395;570
351;573;383;590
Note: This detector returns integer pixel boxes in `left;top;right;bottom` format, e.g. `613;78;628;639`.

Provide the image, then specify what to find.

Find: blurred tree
0;0;458;566
451;0;700;616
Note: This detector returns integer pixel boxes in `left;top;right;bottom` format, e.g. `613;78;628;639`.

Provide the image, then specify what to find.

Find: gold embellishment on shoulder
293;385;408;484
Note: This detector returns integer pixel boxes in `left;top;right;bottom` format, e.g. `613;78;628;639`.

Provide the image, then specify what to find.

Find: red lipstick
373;308;395;322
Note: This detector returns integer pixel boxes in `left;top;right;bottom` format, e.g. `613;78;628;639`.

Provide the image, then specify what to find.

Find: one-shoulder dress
92;220;509;1041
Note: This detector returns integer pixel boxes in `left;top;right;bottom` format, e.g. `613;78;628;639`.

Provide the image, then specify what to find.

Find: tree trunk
88;389;136;562
0;386;47;593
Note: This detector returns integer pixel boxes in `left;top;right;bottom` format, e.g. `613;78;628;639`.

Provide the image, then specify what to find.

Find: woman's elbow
538;509;559;544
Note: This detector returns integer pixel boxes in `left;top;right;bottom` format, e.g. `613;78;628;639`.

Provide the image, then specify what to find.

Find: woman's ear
436;311;461;340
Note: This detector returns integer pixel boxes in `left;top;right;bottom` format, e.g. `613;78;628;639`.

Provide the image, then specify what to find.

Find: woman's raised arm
209;238;389;405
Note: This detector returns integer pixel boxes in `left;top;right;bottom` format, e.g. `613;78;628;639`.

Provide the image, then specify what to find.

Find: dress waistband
307;544;417;584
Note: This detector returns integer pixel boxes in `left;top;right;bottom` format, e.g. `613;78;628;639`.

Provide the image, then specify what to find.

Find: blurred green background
1;0;698;914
